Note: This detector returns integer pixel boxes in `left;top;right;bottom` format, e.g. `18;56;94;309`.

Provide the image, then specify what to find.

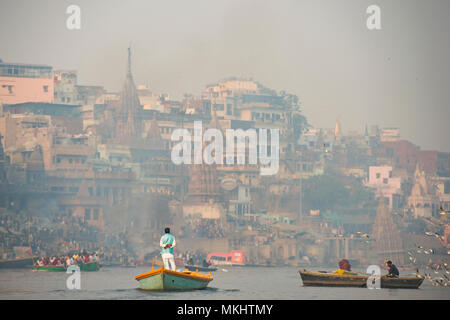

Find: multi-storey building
0;61;54;105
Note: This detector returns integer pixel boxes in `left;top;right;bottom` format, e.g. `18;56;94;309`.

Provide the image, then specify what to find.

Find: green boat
33;262;100;272
135;267;213;290
79;262;100;271
33;265;66;272
184;264;217;272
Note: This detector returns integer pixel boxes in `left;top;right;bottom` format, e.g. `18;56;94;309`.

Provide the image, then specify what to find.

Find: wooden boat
299;269;367;287
184;264;218;272
135;267;213;290
0;257;36;269
380;276;424;289
299;269;424;289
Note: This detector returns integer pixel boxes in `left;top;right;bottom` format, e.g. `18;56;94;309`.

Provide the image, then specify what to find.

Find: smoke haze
1;0;449;151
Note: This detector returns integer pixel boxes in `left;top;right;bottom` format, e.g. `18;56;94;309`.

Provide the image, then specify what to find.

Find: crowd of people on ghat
1;212;136;265
180;219;226;239
33;252;99;267
1;213;99;258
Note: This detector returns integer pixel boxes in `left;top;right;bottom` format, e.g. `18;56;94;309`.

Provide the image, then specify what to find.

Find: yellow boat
135;267;213;290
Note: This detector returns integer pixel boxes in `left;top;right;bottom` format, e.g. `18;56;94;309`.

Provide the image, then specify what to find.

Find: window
88;187;94;196
444;182;450;194
376;173;381;179
93;209;99;220
43;85;48;92
227;104;232;115
383;178;388;184
389;171;393;178
85;209;91;220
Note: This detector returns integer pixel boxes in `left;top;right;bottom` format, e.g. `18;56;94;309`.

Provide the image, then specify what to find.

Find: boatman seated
386;260;399;277
334;259;356;275
160;227;176;271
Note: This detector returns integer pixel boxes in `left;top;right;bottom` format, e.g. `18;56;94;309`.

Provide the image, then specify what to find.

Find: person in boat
386;260;399;277
334;259;356;275
160;227;176;271
202;259;211;268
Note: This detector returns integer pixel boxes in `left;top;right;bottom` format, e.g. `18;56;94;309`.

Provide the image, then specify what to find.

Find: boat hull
79;262;100;271
33;265;66;272
380;276;424;289
33;262;100;272
299;270;424;289
184;265;217;272
300;270;367;287
135;267;213;290
0;257;35;269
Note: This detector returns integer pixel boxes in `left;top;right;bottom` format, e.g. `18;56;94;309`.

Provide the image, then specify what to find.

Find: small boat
299;269;424;289
33;262;100;272
33;265;66;272
79;262;100;271
299;269;367;287
0;257;36;269
184;264;218;272
379;276;424;289
206;250;248;266
135;267;213;290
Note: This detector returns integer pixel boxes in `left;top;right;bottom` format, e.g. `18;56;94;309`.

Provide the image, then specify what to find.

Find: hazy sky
1;0;449;152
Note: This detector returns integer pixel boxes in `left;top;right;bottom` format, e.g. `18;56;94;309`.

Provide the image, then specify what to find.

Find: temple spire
127;44;132;78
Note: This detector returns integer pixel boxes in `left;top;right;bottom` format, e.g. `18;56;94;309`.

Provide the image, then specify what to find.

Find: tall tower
115;46;143;143
186;107;222;204
371;196;405;265
334;119;341;138
0;134;6;182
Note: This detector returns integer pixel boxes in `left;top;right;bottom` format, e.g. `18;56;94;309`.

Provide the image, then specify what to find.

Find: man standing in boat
160;227;176;271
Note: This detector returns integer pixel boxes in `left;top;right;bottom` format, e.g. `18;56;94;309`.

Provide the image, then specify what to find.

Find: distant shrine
182;106;225;221
115;46;143;145
407;164;440;218
371;196;405;265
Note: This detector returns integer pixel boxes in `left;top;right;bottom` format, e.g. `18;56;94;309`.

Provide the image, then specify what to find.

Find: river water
0;266;448;300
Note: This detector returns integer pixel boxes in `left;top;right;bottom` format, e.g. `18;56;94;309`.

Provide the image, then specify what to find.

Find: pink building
445;225;450;248
364;166;402;209
0;61;54;105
